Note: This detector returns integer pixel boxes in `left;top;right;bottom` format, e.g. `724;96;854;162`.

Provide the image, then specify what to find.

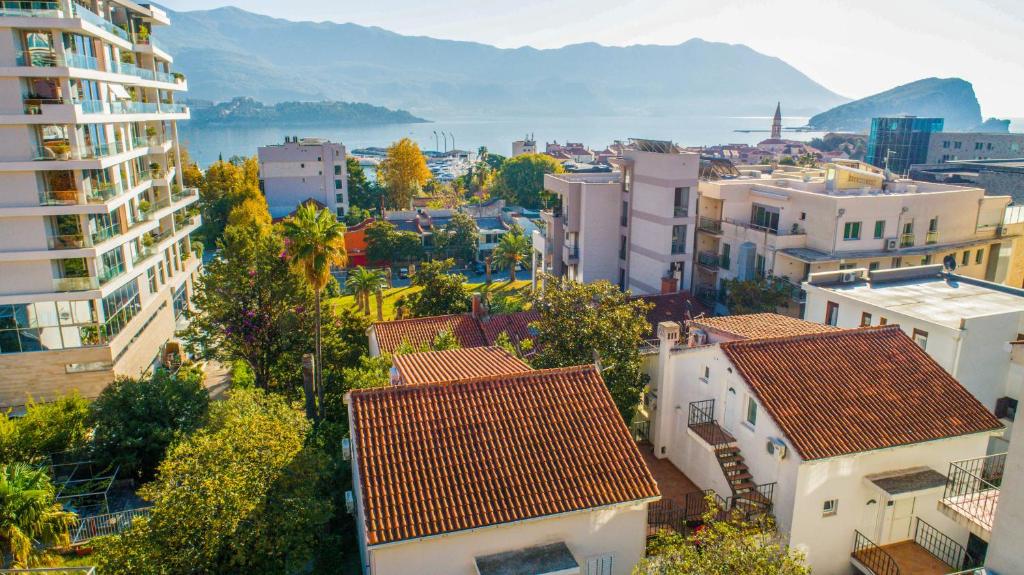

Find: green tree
89;366;209;481
531;275;651;422
364;221;425;268
344;205;373;226
346;266;388;317
184;219;309;392
494;153;563;209
198;156;261;245
723;278;789;315
635;501;810;575
378;138;432;209
406;259;470;317
492;226;530;282
345;157;375;211
0;394;90;463
94;390;333;575
282;204;349;418
0;463;77;568
435;212;479;264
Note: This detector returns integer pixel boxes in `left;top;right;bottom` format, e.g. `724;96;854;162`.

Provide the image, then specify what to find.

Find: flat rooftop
812;274;1024;329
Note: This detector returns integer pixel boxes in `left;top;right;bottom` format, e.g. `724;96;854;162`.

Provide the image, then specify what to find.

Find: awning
109;83;131;100
866;467;947;495
475;542;580;575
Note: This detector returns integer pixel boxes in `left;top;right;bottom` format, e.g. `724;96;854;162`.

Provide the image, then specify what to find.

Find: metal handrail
852;530;900;575
913;517;979;571
942;453;1005;531
71;507;152;544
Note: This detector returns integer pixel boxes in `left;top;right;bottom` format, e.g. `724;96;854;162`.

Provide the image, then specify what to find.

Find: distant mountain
156;6;848;119
807;78;982;132
189;97;427;126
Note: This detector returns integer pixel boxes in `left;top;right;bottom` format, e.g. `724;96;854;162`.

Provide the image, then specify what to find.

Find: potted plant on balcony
80;325;102;346
142;232;155;248
145;125;158;141
137;199;152;216
50;142;71;160
172;72;185;82
149;162;163;178
137;24;149;43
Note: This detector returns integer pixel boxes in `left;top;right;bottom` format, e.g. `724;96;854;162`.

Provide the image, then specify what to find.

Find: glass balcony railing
47;234;91;250
132;245;156;265
15;49;58;67
160;102;187;114
73;4;130;41
171;187;198;202
33;140;132;161
23;97;67;114
0;1;64;17
86;181;123;203
91;226;120;245
53;276;100;292
39;189;82;205
77;100;105;114
65;52;100;71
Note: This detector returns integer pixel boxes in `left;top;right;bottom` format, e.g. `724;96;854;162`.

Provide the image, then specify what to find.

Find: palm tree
0;463;77;568
346;267;388;317
492;231;529;282
282;204;347;418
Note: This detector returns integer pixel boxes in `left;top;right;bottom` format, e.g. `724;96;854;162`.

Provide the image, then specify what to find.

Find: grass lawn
329;280;532;321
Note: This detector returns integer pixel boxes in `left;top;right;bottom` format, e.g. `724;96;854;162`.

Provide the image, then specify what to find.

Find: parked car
472;261;486;275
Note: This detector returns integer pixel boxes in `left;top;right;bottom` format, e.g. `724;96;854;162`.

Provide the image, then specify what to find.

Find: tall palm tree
346;267;388;317
282;204;347;417
492;231;529;282
0;463;77;568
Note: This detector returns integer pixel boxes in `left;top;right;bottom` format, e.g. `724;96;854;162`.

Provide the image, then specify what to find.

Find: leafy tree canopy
377;138;431;209
407;259;470;318
494;153;563;209
0;463;77;568
364;221;425;266
0;394;90;464
435;212;479;264
723;278;789;315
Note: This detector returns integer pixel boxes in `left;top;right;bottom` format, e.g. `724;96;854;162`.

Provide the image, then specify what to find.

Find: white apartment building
533;139;698;295
982;408;1022;573
0;0;199;405
803;265;1024;450
257;136;347;219
648;317;1002;574
694;160;1018;314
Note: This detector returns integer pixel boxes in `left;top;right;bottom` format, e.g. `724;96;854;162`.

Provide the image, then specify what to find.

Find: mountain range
156;6;848;118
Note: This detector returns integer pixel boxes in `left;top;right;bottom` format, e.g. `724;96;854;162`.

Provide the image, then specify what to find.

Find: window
892;256;902;268
619;236;627;260
755;254;766;277
618;269;625;290
721;243;731;270
700;366;710;383
334;164;342;175
912;328;929;350
879;317;888;325
334;179;342;190
954;141;962;149
825;301;839;326
800;212;806;221
750;204;780;232
671;225;687;254
869;261;880;271
873;220;885;239
673;187;689;217
300;163;305;168
843;221;862;241
942;140;950;149
922;255;931;265
976;249;984;265
823;499;838;517
745;397;758;427
860;312;872;327
621;201;628;226
962;251;970;266
975;142;984;150
146;267;157;293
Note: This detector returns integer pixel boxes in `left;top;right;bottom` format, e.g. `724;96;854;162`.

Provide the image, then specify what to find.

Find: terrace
938;453;1004;539
852;518;982;575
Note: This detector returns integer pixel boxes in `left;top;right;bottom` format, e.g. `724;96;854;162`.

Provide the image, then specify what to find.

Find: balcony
939;453;1005;539
23;96;67;115
926;231;939;245
900;233;915;248
697;251;721;271
38;189;83;206
53;276;99;292
0;0;65;17
98;264;125;285
698;217;722;235
563;245;579;263
695;283;719;305
73;4;130;42
673;206;688;218
851;517;982;575
47;233;90;250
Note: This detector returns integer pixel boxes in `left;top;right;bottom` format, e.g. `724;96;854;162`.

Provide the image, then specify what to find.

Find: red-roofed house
647;319;1001;574
346;365;660;574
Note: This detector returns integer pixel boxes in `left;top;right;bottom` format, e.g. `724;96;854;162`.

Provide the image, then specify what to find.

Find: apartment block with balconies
695;160;1021;315
534;139;698;295
0;0;198;406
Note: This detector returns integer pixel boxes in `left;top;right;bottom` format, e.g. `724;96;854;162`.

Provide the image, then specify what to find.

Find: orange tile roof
393;346;532;386
690;313;839;341
349;366;660;545
372;314;486;355
720;326;1002;461
479;310;540;346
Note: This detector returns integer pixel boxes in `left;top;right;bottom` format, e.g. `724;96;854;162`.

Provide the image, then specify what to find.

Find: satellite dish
943;254;957;272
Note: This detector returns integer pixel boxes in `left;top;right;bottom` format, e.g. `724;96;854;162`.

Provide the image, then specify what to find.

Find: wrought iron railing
697;251;720;269
698;217;722;234
942;453;1006;531
926;230;939;245
852;530;900;575
900;232;915;248
688;399;715;428
913;517;980;571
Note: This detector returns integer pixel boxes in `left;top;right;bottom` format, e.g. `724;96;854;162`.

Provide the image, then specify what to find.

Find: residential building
803;266;1024;448
257;136;347;219
343;217;373;267
866;116;944;175
981;407;1022;573
383;205;511;263
648;318;1002;574
511;135;535;156
346;365;660;575
0;1;199;405
910;159;1024;205
694;160;1020;314
535;138;698;295
926;132;1024;165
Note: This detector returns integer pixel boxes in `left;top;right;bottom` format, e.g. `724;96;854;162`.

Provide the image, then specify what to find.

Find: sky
161;0;1024;118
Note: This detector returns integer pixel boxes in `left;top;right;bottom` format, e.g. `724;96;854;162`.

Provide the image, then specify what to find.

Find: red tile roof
393;346;532;386
479;310;540;346
349;366;660;545
720;326;1002;461
372;314;486;355
691;313;839;341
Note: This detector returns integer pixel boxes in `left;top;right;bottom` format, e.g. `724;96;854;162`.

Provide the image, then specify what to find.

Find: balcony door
888;497;915;542
722;387;737;434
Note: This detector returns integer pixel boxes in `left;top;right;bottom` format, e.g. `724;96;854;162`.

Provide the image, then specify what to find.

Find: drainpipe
831;208;845;257
950;318;966;381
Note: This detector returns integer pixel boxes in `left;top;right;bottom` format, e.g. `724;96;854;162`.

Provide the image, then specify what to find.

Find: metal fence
72;507;152;544
943;453;1006;530
913;517;981;571
852;530;900;575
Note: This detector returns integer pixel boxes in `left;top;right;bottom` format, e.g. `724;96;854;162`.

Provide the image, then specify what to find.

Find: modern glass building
866;116;944;176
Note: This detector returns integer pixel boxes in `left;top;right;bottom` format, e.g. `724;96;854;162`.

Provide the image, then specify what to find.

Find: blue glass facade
866;117;944;176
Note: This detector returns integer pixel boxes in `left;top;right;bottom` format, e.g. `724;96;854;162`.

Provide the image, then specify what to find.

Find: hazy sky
162;0;1024;118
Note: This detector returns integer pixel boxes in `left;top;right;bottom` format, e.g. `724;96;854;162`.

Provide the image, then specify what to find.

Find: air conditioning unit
766;437;787;460
884;238;898;251
341;438;352;461
840;272;857;283
688;330;708;347
345;491;355;514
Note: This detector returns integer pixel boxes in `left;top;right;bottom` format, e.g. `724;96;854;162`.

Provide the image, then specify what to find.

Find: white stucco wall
365;502;651;575
986;416;1024;574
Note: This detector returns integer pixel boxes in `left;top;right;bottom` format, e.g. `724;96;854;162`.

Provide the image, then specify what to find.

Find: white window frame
823;499;838;516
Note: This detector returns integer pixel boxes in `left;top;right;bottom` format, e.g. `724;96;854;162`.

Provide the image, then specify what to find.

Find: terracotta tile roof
690;313;839;341
634;292;706;338
720;326;1002;461
393;346;532;386
479;310;540;346
349;366;660;546
372;314;486;355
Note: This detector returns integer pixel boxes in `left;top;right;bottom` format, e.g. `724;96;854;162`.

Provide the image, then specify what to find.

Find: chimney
651;321;681;457
471;293;484;319
661;275;678;294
